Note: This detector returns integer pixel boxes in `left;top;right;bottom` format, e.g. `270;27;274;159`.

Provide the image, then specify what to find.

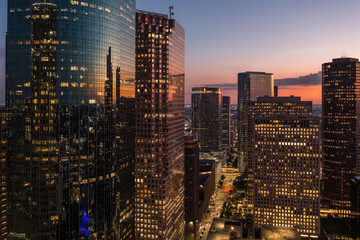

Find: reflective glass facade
237;72;274;207
238;71;274;172
7;0;136;239
322;58;360;212
135;11;185;240
191;87;222;150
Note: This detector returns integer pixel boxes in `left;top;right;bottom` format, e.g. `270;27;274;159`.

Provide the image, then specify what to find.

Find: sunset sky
2;0;360;104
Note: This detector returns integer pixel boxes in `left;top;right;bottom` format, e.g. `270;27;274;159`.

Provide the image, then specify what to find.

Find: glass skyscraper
237;71;274;192
191;87;222;150
135;10;185;240
322;58;360;212
237;71;274;172
7;0;136;239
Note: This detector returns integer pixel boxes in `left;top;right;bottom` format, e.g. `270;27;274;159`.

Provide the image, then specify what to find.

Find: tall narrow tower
191;87;222;150
322;58;360;212
135;10;185;240
237;72;274;173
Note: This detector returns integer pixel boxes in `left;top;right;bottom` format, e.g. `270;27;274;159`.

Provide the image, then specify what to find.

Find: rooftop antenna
169;6;174;19
341;50;348;58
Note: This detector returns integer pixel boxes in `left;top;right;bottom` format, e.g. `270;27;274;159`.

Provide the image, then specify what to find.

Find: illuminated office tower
135;11;185;240
237;72;274;172
192;87;222;150
7;0;136;239
249;96;312;117
322;58;360;211
245;95;311;206
221;96;231;152
0;107;6;240
253;116;321;238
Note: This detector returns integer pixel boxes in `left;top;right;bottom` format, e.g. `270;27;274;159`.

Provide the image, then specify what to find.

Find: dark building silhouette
199;160;216;220
192;87;222;150
274;86;278;97
322;58;360;212
184;136;200;240
135;10;185;240
222;96;231;152
7;1;136;239
351;177;360;227
0;107;7;240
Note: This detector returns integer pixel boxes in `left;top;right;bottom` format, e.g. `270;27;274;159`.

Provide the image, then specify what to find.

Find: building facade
135;10;185;240
192;87;222;150
7;0;136;239
246;96;312;206
253;116;321;238
184;136;200;240
322;58;360;211
351;177;360;227
0;107;7;240
198;160;216;221
222;96;231;152
237;72;274;172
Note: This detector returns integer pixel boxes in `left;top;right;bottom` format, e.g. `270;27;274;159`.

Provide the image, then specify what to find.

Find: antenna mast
169;6;174;19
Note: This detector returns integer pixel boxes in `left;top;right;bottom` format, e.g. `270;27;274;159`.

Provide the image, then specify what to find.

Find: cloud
275;72;321;86
203;83;237;90
202;72;322;90
0;48;4;58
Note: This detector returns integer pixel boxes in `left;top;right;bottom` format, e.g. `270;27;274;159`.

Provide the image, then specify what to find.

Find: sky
2;0;360;104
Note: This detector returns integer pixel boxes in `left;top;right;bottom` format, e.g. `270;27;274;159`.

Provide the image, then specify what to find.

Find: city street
197;169;237;240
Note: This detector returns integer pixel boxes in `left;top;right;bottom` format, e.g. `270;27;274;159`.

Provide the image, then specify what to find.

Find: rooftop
238;71;274;76
192;87;222;94
199;173;210;186
321;218;360;239
255;95;311;103
261;226;301;240
207;218;242;240
199;159;215;167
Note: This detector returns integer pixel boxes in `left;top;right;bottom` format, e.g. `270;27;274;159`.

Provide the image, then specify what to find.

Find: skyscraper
351;177;360;227
322;58;360;211
238;72;274;172
0;107;7;240
184;135;200;240
7;0;136;239
192;87;222;150
246;96;312;206
221;96;231;152
274;86;279;97
253;116;321;238
135;10;185;240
